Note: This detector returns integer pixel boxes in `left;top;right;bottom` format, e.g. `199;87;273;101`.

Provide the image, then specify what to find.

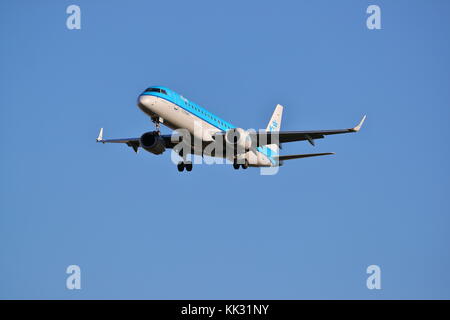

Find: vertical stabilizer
266;104;283;132
264;104;283;156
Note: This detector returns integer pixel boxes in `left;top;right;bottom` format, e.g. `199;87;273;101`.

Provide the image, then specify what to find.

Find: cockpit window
144;88;167;95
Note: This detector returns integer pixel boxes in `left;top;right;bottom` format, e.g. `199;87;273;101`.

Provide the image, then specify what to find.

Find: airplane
96;86;366;172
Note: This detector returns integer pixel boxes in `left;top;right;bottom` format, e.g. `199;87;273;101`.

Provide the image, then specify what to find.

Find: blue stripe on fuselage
140;90;234;131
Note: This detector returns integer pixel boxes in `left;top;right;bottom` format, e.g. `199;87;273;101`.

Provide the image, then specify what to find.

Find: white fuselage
137;95;273;167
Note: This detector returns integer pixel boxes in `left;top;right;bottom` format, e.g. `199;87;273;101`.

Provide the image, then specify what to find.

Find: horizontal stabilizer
274;152;335;161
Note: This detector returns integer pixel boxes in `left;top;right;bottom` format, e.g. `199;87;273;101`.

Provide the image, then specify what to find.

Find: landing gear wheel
233;162;240;170
242;160;249;169
177;161;192;172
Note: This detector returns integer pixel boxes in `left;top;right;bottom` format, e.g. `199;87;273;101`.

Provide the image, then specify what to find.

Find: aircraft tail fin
263;104;284;155
266;104;283;132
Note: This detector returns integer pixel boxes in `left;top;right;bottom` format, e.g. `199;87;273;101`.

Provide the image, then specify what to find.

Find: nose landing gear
151;117;162;134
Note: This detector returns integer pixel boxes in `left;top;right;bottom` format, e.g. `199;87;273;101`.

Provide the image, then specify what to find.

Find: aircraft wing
251;115;366;146
96;128;176;152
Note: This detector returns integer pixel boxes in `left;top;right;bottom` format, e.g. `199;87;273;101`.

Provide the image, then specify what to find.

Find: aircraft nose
137;94;158;115
138;94;154;109
138;94;150;106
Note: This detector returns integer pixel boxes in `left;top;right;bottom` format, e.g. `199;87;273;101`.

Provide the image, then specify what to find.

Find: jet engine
225;128;252;151
139;131;165;155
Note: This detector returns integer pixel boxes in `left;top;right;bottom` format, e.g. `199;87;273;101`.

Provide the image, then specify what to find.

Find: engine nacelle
225;128;252;151
139;131;165;155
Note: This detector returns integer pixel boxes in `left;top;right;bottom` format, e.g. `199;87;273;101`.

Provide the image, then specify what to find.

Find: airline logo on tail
269;120;278;131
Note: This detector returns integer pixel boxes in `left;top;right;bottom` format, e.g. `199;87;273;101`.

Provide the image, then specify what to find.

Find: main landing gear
175;146;193;172
177;161;193;172
233;159;249;170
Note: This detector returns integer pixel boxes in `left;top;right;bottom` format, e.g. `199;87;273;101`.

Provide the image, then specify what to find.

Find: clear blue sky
1;0;449;299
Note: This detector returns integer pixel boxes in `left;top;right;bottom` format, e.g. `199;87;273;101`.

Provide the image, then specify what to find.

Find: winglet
96;128;104;142
352;115;366;132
